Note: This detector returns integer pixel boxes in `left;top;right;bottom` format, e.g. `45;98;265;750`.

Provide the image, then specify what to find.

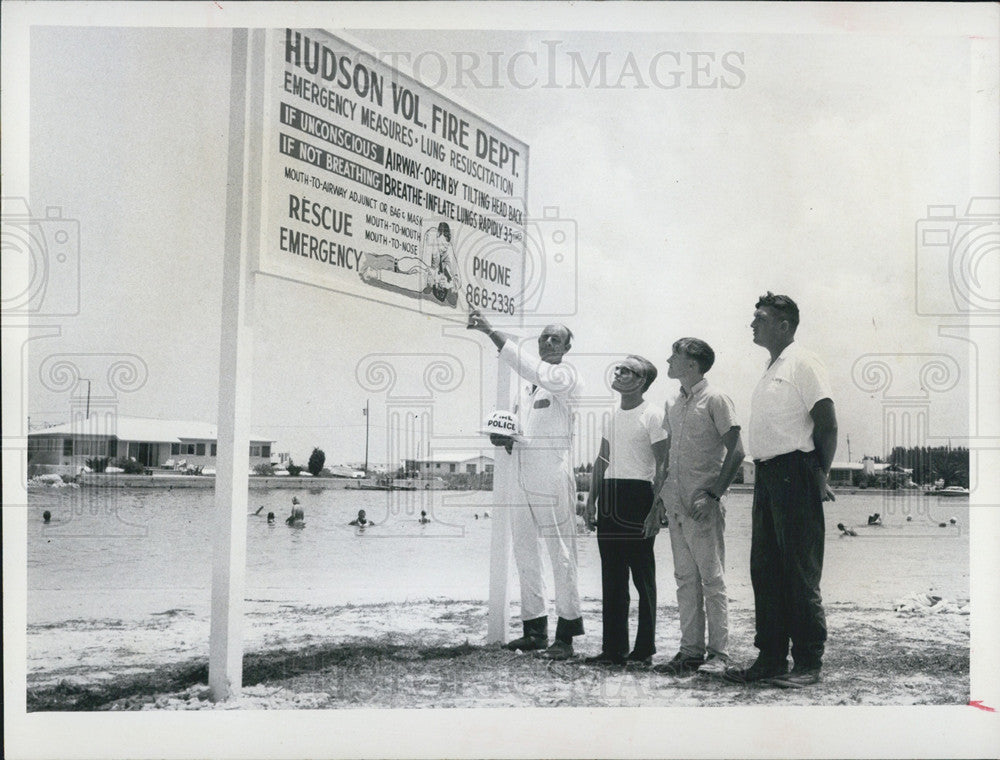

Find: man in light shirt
468;309;585;660
724;292;838;689
654;338;744;677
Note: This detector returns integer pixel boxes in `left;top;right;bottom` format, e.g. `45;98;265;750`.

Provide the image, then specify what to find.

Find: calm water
27;487;969;624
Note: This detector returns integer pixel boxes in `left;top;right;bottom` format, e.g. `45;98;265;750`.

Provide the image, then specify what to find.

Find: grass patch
26;604;970;710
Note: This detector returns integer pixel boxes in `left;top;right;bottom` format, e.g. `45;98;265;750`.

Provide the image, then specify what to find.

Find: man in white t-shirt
724;292;837;689
468;309;585;660
583;355;669;667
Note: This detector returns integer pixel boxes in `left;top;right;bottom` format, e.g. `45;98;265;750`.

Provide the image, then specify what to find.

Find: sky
13;10;996;473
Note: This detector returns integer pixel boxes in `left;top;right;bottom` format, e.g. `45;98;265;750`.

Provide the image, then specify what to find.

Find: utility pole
363;400;369;474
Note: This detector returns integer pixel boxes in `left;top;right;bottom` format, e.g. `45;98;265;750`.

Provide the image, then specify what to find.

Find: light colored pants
668;500;728;659
510;448;582;622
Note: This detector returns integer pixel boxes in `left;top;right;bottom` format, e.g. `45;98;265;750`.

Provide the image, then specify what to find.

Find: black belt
754;450;814;466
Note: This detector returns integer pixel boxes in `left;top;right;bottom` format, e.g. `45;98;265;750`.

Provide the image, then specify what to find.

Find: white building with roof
404;452;494;477
27;415;274;475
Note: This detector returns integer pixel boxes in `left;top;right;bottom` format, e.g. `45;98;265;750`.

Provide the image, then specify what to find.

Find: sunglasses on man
613;365;642;376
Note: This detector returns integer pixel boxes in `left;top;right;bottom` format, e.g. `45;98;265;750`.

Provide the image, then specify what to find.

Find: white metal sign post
209;27;528;700
209;27;262;702
486;362;514;644
210;27;249;701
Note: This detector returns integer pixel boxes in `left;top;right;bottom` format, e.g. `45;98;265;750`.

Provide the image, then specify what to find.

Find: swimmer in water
286;496;305;526
349;509;374;527
43;510;52;524
267;512;275;524
867;513;882;526
837;522;857;537
418;510;431;524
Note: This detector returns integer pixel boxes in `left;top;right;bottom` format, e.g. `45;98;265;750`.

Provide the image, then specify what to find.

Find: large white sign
259;28;528;319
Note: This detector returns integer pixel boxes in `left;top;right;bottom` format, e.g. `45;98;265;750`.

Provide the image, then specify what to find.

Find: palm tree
932;458;968;489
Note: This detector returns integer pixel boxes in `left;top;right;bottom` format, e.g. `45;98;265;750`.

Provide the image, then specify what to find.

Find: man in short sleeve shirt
654;339;744;676
724;293;838;689
468;309;585;660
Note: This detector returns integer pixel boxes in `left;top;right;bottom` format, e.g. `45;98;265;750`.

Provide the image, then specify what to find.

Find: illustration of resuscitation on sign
258;28;529;321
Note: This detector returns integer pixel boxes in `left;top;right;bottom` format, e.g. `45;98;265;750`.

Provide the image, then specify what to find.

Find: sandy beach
23;484;973;711
26;594;969;711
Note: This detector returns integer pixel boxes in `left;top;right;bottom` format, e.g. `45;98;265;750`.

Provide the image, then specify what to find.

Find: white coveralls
499;341;583;625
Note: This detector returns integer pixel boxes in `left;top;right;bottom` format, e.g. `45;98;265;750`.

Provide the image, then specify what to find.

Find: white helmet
481;410;523;441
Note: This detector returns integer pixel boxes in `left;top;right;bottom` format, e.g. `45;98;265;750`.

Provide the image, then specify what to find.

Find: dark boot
554;616;584;641
541;616;585;659
505;615;548;651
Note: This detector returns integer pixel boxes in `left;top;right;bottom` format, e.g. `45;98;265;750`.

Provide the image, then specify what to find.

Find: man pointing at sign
468;309;585;660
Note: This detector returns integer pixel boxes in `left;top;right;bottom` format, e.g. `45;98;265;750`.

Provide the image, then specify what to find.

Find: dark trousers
597;479;657;659
751;450;827;668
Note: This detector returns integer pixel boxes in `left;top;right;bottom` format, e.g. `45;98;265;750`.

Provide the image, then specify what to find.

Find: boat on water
346;475;446;491
934;486;970;497
346;476;414;491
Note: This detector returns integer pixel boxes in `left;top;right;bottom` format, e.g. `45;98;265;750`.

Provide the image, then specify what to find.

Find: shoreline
27;597;969;710
37;475;948;497
59;474;462;490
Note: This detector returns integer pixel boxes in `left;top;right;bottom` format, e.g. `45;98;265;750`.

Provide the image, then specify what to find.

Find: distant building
404;453;495;477
740;457;913;487
27;415;274;475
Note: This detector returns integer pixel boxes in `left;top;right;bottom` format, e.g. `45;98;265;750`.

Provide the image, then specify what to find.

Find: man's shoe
698;654;729;675
583;652;626;666
722;658;788;684
505;634;548;652
652;652;705;676
540;640;574;660
625;652;653;669
770;667;821;689
505;615;548;652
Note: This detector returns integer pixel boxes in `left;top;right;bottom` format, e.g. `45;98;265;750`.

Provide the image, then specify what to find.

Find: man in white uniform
468;309;585;660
